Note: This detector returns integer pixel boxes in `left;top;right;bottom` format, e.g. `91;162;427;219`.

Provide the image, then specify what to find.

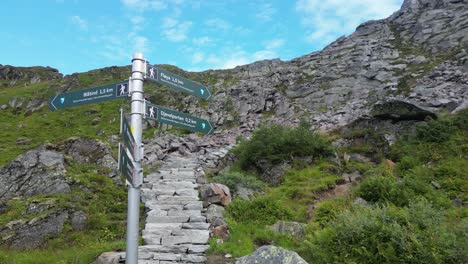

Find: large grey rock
63;138;120;184
236;245;308;264
269;221;307;238
0;146;70;200
206;204;225;224
371;99;437;121
202;183;231;207
92;251;125;264
0;211;68;249
71;210;87;231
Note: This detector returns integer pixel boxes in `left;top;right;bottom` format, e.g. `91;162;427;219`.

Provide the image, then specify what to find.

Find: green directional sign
118;143;137;186
121;115;139;161
146;64;212;100
144;101;214;134
49;81;129;111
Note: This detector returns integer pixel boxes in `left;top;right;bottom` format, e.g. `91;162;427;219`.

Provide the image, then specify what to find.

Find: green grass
0;240;125;264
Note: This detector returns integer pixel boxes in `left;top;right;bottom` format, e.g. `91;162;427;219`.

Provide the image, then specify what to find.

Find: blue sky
1;0;403;75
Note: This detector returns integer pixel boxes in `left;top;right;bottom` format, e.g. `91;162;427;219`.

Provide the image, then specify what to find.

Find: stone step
161;232;209;245
156;196;199;203
148;180;197;189
181;223;210;230
146;215;190;223
139;244;188;254
167;210;201;217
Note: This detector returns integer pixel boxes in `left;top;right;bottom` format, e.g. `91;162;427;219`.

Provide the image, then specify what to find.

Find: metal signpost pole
126;53;145;264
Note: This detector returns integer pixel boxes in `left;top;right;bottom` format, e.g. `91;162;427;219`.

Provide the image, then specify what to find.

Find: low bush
302;199;466;264
226;196;293;225
232;122;333;171
213;171;265;194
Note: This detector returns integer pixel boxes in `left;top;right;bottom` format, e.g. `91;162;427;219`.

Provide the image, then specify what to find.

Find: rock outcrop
0;146;69;200
235;245;308;264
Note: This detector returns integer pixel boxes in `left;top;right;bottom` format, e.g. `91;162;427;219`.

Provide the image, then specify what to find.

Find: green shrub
232;123;333;171
356;176;409;206
416;120;454;143
213;172;265;194
227;196;293;225
302;200;467;264
313;197;348;227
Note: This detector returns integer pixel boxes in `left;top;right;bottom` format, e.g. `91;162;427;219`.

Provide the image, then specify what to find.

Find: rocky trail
137;152;211;264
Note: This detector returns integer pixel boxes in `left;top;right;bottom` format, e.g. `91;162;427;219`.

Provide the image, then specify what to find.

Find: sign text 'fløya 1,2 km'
144;101;214;134
146;64;212;100
121;114;139;161
118;143;137;185
49;81;129;111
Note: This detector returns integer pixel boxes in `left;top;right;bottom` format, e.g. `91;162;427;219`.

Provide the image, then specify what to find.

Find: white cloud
192;52;204;64
197;38;285;70
256;3;277;21
70;15;88;30
121;0;168;11
133;36;148;53
193;36;212;45
162;17;178;28
265;38;285;50
295;0;402;45
162;20;192;42
205;18;231;32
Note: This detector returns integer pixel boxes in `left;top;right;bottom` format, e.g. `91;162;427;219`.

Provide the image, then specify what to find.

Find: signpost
49;81;129;111
121;111;139;161
49;53;214;264
146;64;212;100
118;143;137;184
145;101;214;134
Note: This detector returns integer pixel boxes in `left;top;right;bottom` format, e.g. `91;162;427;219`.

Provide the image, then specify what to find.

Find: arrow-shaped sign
146;64;212;100
144;101;214;134
49;81;129;111
118;143;137;186
121;113;139;161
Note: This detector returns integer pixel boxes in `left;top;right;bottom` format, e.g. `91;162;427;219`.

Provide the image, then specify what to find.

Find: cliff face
201;0;467;131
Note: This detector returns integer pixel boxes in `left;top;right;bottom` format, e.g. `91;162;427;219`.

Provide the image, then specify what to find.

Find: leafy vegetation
232;121;333;172
0;163;130;264
211;111;467;263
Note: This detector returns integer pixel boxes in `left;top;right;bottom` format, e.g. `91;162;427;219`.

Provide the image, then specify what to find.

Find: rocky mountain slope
0;0;467;263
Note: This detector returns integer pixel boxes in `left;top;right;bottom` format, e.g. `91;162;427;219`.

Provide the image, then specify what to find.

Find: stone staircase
138;154;209;264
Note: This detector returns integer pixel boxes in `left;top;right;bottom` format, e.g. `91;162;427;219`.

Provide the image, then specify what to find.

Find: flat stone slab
145;203;185;211
171;229;209;239
168;210;201;217
156;196;199;203
181;223;210;230
186;245;209;254
143;235;162;245
139;260;160;264
162;233;209;245
146;215;190;223
139;245;189;254
152;253;182;261
188;216;206;223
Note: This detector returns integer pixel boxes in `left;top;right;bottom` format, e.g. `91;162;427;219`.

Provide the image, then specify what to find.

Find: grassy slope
209;111;467;263
0;68;132;263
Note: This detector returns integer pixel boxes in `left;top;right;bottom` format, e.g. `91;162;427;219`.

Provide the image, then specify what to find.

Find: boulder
268;221;307;238
0;146;70;200
206;204;225;224
63;138;120;184
235;245;308;264
71;210;87;231
212;225;230;240
92;251;125;264
202;183;231;207
0;211;68;249
371;99;436;121
259;162;291;186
